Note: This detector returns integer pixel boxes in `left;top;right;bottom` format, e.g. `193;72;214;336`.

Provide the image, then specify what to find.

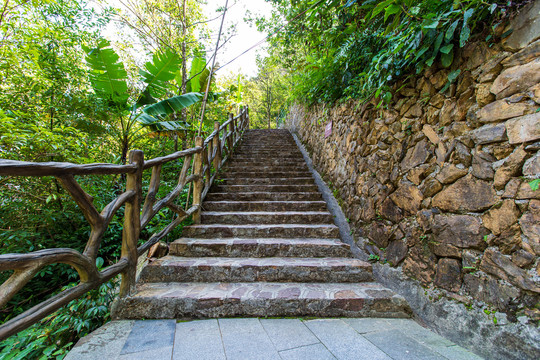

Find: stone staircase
113;129;411;319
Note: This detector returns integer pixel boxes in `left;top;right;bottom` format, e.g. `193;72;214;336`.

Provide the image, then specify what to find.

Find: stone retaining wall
288;3;540;358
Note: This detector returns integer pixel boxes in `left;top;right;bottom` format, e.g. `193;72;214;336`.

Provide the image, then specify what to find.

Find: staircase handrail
0;106;250;340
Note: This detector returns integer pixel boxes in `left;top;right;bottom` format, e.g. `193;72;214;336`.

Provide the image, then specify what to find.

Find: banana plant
84;39;203;163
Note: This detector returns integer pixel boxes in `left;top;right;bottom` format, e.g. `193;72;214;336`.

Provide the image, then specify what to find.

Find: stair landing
66;318;483;360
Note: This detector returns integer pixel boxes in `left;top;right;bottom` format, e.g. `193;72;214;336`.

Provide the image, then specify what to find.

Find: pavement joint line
217;319;228;360
338;318;401;360
257;318;285;359
300;319;340;359
277;341;325;352
169;321;177;360
363;325;453;360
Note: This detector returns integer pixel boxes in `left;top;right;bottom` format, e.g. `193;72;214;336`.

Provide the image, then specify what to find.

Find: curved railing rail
0;106;250;340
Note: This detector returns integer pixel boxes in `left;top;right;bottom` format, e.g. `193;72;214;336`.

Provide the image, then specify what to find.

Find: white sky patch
95;0;272;77
205;0;273;77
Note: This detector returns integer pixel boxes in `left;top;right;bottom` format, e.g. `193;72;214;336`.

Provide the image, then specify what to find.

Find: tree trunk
121;136;129;165
180;0;188;123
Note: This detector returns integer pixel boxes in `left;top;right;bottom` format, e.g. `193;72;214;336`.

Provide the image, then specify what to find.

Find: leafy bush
0;279;117;360
264;0;526;104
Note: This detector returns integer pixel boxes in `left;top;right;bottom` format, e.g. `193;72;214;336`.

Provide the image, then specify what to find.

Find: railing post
213;121;222;170
233;108;238;144
192;137;204;224
246;105;250;130
203;145;210;188
228;113;234;152
242;107;246;131
119;149;144;298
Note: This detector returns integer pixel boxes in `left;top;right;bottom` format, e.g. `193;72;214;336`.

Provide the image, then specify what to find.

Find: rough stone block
491;59;540;99
523;151;540;176
480;249;540;293
481;199;520;235
390;182;424;215
434;258;462;292
505;112;540;144
432;214;489;250
471;123;508;145
477;99;535;123
432;175;498;213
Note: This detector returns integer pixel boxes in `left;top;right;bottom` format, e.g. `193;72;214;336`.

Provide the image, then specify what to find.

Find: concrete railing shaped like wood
0;106;250;340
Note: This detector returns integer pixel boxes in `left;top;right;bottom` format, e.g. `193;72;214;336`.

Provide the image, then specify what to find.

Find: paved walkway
66;318;483;360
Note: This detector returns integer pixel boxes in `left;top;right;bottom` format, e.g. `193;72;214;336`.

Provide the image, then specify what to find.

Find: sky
100;0;274;78
204;0;273;77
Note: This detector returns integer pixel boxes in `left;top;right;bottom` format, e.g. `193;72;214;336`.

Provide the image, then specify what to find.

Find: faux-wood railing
0;106;250;340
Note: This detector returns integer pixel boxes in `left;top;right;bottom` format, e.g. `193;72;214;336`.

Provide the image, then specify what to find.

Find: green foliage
368;254;380;262
1;1;244;358
529;179;540;191
83;39;129;106
138;49;180;105
186;57;208;93
83;40;204;162
0;280;117;360
262;0;524;104
143;92;204;117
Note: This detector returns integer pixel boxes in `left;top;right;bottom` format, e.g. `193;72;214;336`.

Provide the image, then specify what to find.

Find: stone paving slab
173;319;225;360
220;318;281;360
363;329;447;360
304;318;392;360
68;318;484;360
65;320;134;360
260;318;319;351
279;343;337;360
119;319;175;356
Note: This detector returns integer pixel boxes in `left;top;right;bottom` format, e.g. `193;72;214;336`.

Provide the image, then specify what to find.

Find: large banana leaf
186;57;206;92
138;49;180;106
84;39;128;106
143;92;203;117
199;68;211;92
138;113;189;132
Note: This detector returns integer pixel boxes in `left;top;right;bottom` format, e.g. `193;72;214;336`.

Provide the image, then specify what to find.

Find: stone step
223;167;309;175
238;142;295;146
220;171;312;179
112;282;411;319
231;157;303;162
213;184;319;193
225;164;308;171
235;148;299;152
219;177;315;185
229;158;306;165
200;211;334;224
169;238;351;258
182;224;340;239
234;152;302;156
139;256;372;283
237;144;296;148
205;192;323;201
202;200;328;212
227;162;306;168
